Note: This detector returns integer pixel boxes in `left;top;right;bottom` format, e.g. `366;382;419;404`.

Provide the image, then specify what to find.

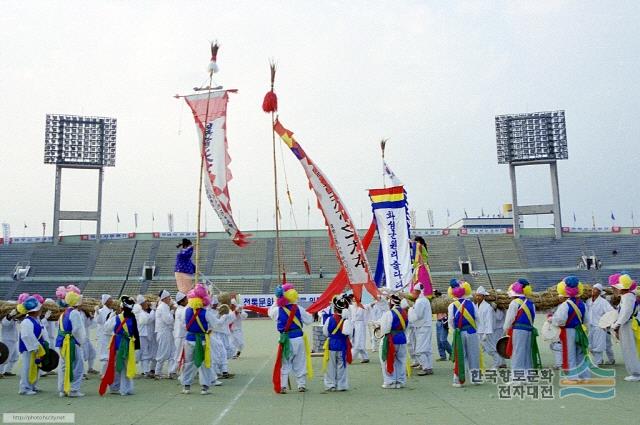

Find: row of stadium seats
2;233;639;300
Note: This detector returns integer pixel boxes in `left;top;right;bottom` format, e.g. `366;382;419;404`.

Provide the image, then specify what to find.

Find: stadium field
0;317;636;425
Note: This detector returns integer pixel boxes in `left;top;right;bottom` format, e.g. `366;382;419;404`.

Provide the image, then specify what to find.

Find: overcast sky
1;1;639;237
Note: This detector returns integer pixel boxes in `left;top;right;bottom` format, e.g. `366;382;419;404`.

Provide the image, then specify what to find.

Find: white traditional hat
101;294;112;304
175;291;186;303
159;289;171;300
476;286;489;296
136;294;146;304
592;283;604;292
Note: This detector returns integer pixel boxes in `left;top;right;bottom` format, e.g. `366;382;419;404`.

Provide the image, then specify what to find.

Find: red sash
385;309;407;374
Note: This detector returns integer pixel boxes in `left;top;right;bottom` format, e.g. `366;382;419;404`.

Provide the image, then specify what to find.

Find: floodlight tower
44;114;117;244
495;110;568;238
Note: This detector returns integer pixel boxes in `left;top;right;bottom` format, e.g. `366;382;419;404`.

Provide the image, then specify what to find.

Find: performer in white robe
367;299;388;352
377;295;410;389
181;285;214;395
323;296;353;391
610;273;640;381
55;288;87;397
448;279;480;387
17;296;47;395
154;290;175;378
134;295;153;377
96;294;115;374
490;303;507;368
351;302;369;363
503;279;540;384
408;283;433;375
475;286;501;369
210;297;235;379
552;276;590;381
1;304;19;376
82;312;98;374
169;292;187;379
586;283;614;366
269;283;314;393
230;300;248;358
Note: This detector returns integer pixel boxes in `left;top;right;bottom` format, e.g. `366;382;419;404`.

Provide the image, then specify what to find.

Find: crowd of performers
2;262;640;396
1;283;247;396
269;272;640;393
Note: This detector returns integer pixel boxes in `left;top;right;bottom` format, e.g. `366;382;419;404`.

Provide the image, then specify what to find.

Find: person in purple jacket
175;239;196;293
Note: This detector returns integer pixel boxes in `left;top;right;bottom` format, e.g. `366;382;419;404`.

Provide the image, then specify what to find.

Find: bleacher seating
1;231;639;300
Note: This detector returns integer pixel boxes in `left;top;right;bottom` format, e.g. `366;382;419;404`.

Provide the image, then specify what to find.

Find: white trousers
212;332;228;374
324;350;348;390
380;342;407;386
169;336;185;374
510;329;532;374
481;333;503;368
83;339;96;370
619;321;640;376
110;363;135;395
413;326;433;370
19;351;39;393
280;336;307;390
231;329;244;353
181;340;213;387
155;331;175;375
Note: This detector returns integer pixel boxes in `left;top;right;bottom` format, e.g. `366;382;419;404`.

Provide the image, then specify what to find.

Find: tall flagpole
380;138;387;188
194;42;219;286
265;61;284;282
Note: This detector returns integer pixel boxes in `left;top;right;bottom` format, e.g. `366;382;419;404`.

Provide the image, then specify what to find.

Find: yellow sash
195;314;212;369
119;315;137;379
452;300;477;329
282;306;313;379
58;312;74;394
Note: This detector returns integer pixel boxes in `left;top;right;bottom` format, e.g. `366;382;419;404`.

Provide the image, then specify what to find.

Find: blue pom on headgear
274;285;284;298
564;276;579;288
517;278;529;286
23;297;39;311
449;278;460;288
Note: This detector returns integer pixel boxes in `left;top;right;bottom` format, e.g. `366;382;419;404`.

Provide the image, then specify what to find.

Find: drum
496;335;511;359
598;310;618;329
40;349;59;372
542;321;560;341
0;341;8;365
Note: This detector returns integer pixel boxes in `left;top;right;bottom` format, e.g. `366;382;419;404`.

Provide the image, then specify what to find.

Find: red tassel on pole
262;91;278;113
262;60;278;113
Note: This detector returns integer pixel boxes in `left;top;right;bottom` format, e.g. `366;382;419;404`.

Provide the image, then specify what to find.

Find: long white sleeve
299;306;313;325
268;305;279;321
173;306;186;337
477;302;494;335
503;300;519;332
552;302;569;327
70;310;86;344
447;303;455;332
379;311;394;335
342;318;354;335
614;293;636;327
322;317;330;337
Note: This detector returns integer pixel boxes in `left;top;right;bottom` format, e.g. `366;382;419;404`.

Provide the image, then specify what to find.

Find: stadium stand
1;231;639;300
